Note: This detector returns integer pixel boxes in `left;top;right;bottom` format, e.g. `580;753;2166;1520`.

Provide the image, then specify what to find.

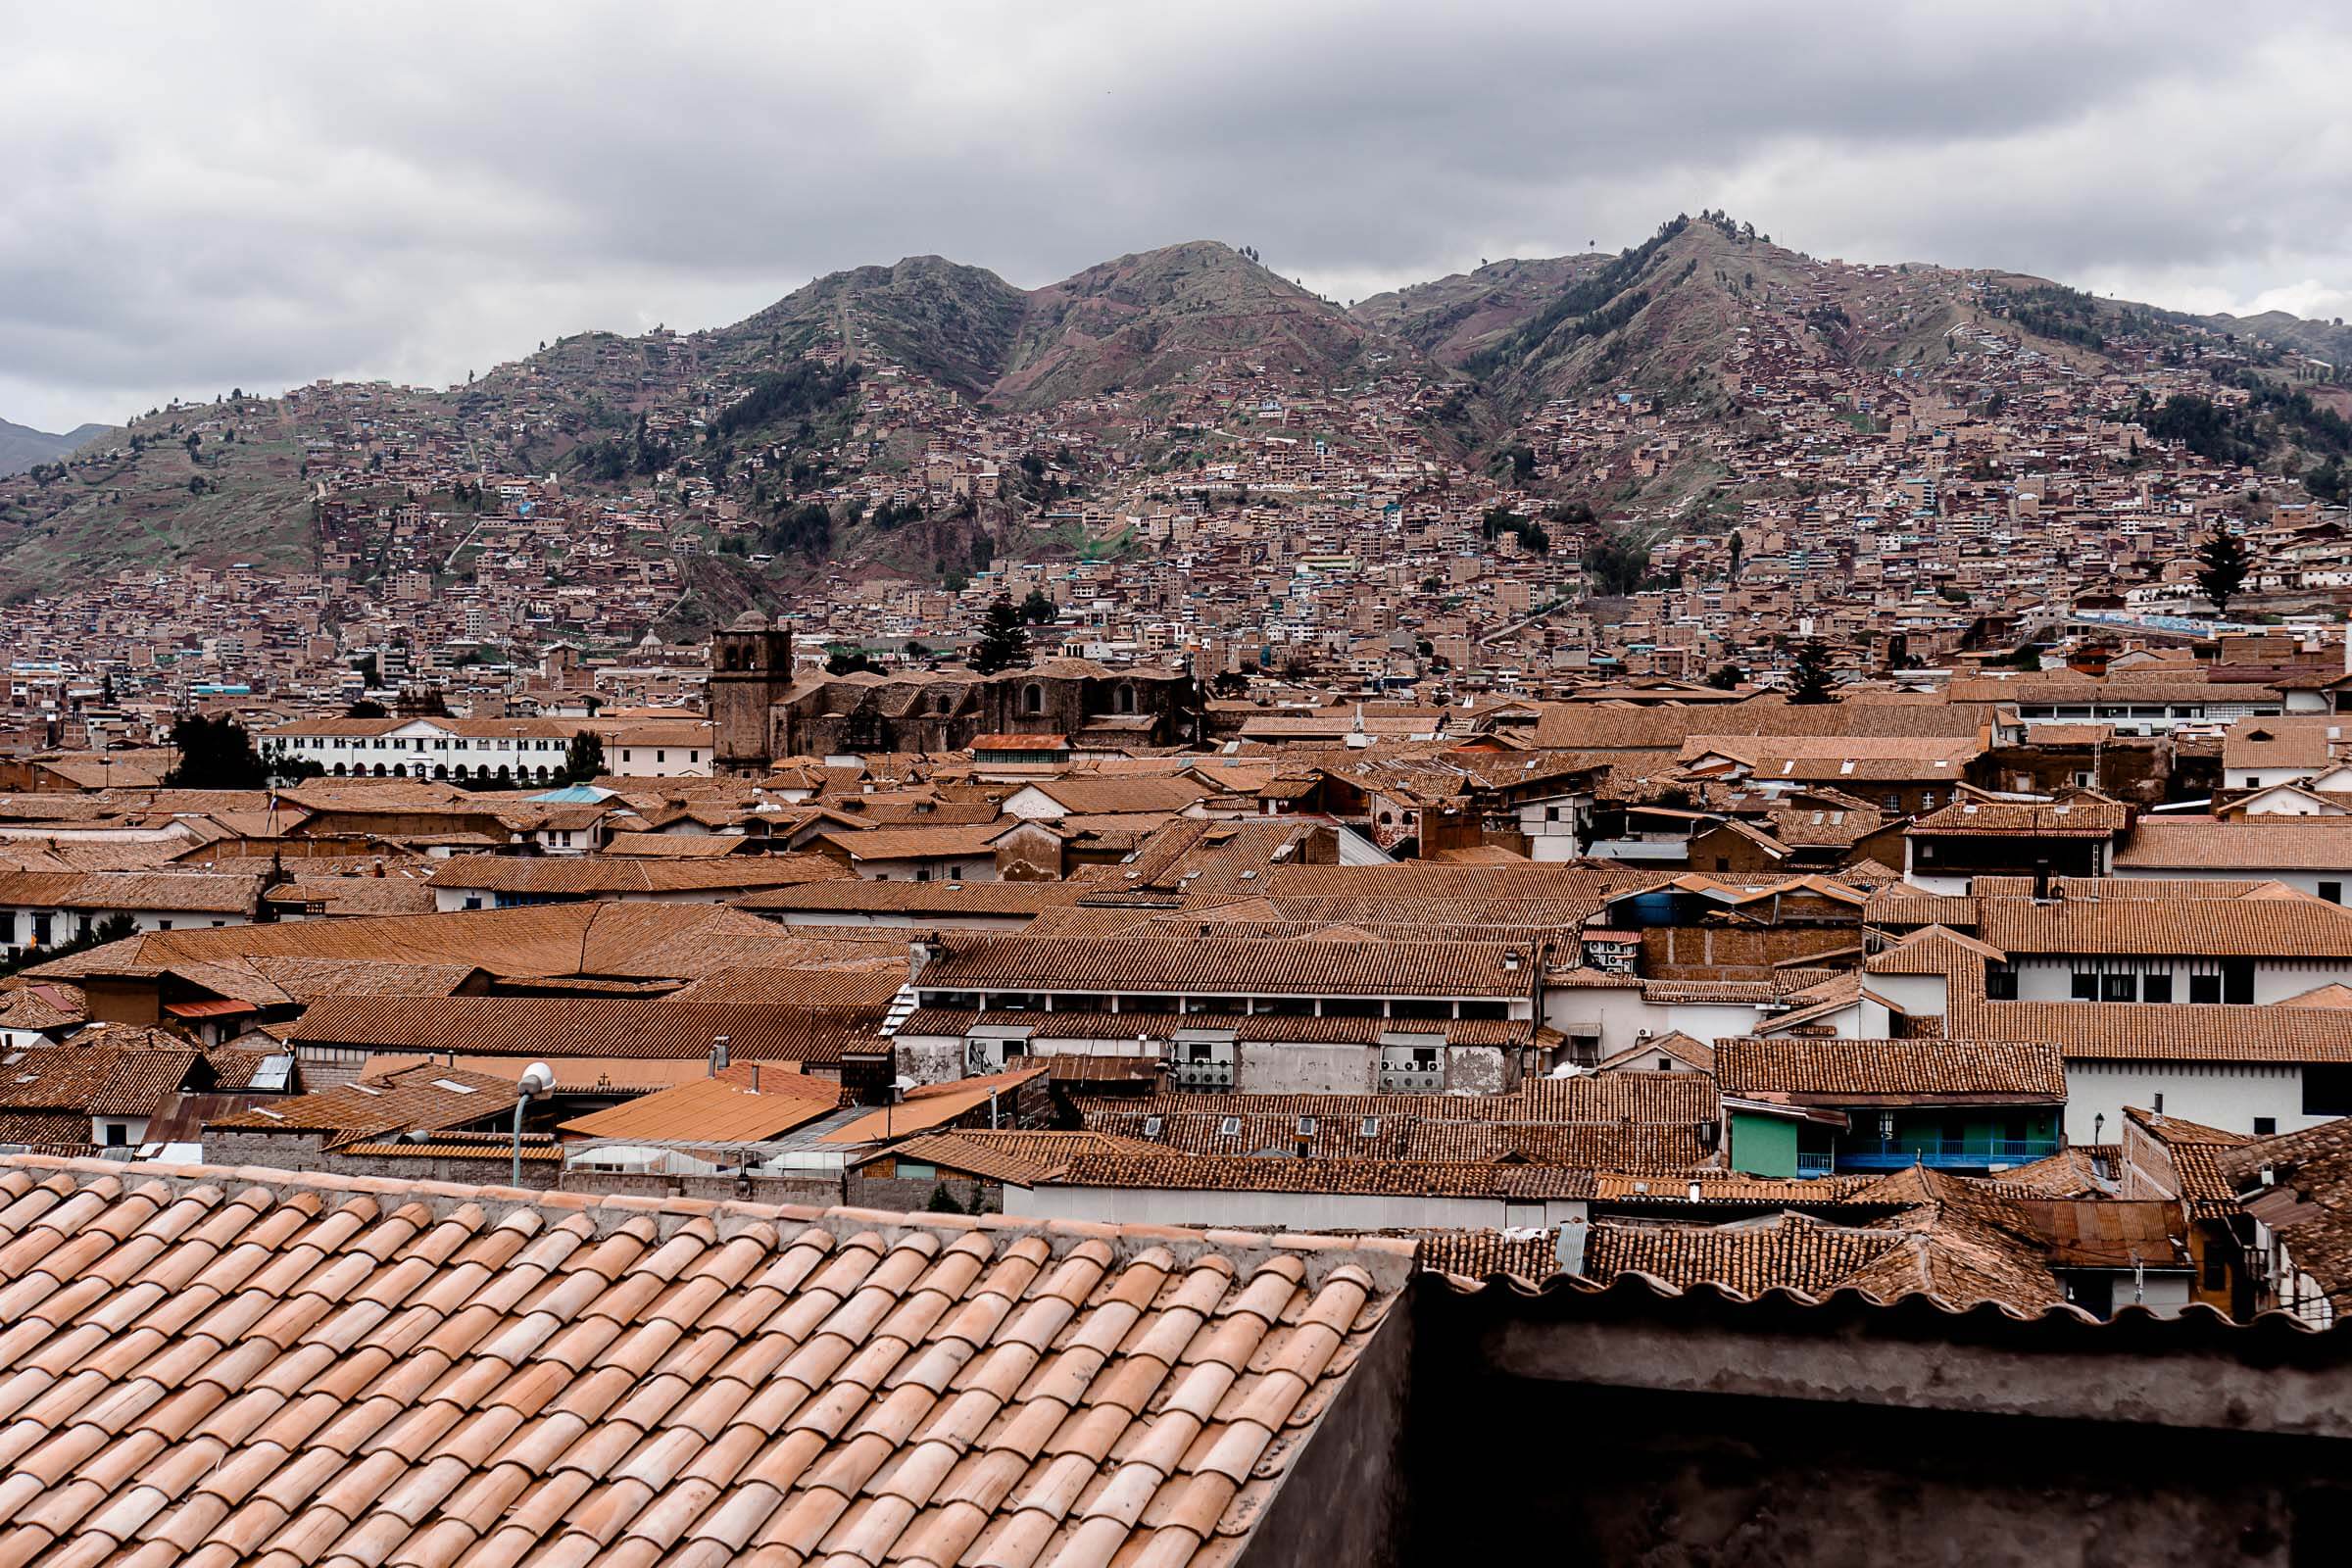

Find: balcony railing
1800;1138;2058;1176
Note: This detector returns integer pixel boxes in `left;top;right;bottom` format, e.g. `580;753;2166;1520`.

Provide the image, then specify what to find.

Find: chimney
709;1034;731;1075
2032;858;2052;902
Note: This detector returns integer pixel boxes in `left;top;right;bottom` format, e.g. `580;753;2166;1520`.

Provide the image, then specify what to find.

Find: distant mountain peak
0;416;109;478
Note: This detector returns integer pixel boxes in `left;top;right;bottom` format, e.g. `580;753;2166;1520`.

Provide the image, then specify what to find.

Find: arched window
371;763;387;778
1115;684;1136;714
454;764;469;781
1023;684;1044;715
432;764;449;780
331;763;347;778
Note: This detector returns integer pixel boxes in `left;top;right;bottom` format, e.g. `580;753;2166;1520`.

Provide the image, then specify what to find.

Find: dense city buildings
15;216;2352;1562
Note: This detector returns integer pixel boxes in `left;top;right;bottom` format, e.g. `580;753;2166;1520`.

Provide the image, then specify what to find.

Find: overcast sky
6;1;2350;431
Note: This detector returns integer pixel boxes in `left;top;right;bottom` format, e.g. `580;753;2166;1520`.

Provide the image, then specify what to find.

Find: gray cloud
5;1;2350;429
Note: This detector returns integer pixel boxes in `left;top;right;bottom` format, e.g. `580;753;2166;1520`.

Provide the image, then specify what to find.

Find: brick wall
1640;925;1858;980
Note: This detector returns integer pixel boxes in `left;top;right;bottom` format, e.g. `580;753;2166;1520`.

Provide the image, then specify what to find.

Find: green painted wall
1731;1111;1799;1178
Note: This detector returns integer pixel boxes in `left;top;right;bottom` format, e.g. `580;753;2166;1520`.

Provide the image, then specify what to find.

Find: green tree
1728;530;1744;578
2196;527;2252;619
1019;588;1056;625
969;597;1031;675
1705;663;1745;691
1584;533;1652;597
563;730;606;784
345;699;388;718
1788;640;1838;706
825;649;880;676
163;714;269;789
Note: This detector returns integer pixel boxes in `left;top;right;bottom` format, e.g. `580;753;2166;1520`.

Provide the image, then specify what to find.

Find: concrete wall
2064;1058;2319;1143
1406;1278;2352;1568
895;1035;967;1086
1871;972;1948;1018
1238;1276;1412;1568
1237;1041;1375;1094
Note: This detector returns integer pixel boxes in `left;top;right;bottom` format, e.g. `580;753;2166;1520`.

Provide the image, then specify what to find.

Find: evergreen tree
563;730;606;784
969;598;1031;675
163;714;269;788
2196;527;2252;619
1019;588;1056;625
1788;640;1838;706
1706;663;1745;691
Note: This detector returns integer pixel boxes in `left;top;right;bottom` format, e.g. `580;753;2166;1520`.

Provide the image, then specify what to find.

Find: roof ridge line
0;1152;1420;1287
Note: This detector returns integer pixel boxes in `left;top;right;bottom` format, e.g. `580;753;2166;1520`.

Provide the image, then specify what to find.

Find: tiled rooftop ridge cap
0;1152;1420;1290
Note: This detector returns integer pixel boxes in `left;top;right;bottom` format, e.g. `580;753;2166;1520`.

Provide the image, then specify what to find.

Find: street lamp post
513;1061;554;1186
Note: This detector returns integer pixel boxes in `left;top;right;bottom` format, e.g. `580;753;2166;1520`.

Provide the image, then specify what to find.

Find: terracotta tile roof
816;825;1011;862
1715;1037;2066;1102
899;1007;1533;1049
28;902;811;987
1910;798;2130;837
868;1130;1166;1185
1588;1171;1883;1205
425;852;851;896
2117;818;2352;870
1591;1030;1715;1074
1416;1228;1563;1280
736;879;1093;914
0;867;267;914
1862;886;1979;929
1396;1120;1712;1170
1046;1152;1598;1199
558;1066;847;1143
1962;999;2352;1062
2218;1118;2352;1297
0;983;84;1035
1984;1147;2120;1200
668;963;911;1007
0;1034;208;1118
0;1153;1406;1567
917;934;1544;999
1979;893;2352;958
203;1063;516;1147
2123;1105;2251;1218
1091;1075;1720;1127
1863;924;2006;974
284;997;886;1063
1586;1212;1909;1296
244;956;485;1001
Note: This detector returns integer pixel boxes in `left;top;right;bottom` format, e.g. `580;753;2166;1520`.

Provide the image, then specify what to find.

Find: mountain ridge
10;220;2352;595
0;417;110;478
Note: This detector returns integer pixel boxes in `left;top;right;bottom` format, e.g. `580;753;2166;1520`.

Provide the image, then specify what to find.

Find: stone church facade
711;613;1199;771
